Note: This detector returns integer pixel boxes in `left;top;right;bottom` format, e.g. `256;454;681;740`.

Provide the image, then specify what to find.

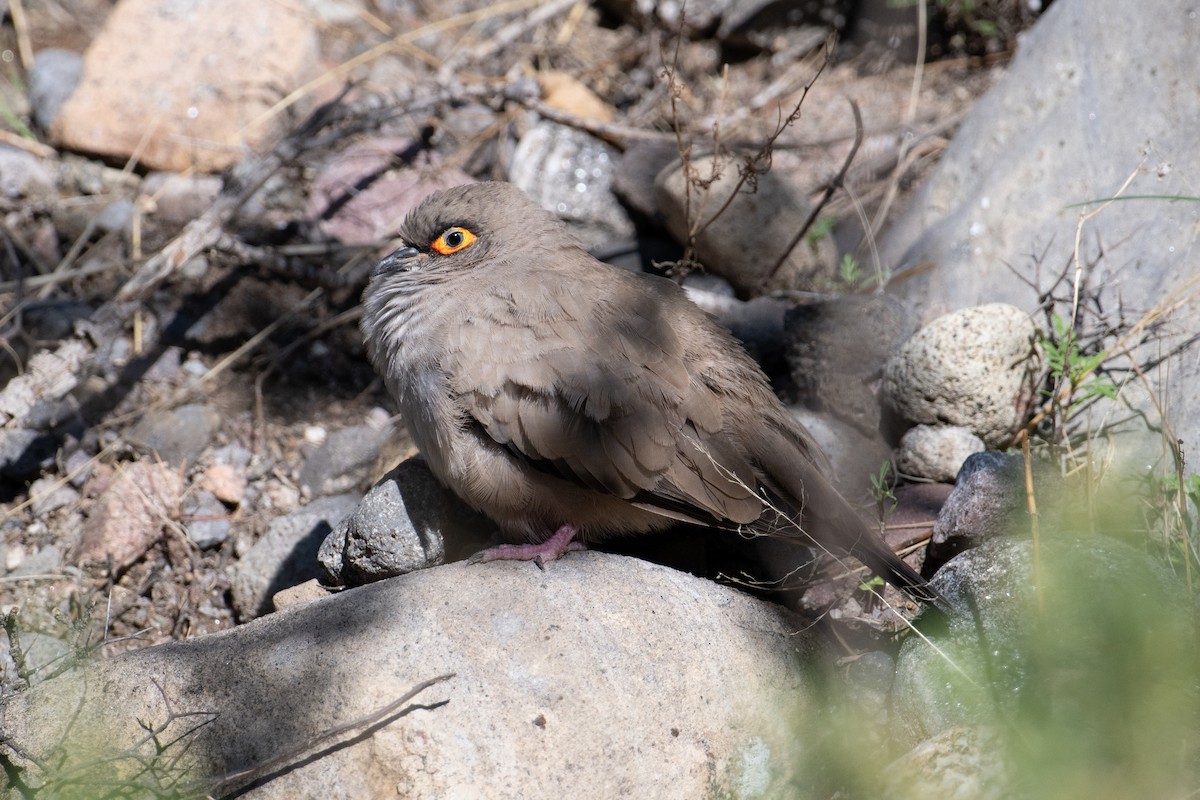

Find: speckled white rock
2;554;811;799
509;121;633;252
896;424;986;483
883;304;1038;447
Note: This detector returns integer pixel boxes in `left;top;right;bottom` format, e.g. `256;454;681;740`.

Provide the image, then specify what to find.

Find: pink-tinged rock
76;460;183;571
51;0;318;172
196;462;245;506
306;138;473;245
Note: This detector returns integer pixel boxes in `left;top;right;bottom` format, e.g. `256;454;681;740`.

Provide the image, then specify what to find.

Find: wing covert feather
448;269;761;521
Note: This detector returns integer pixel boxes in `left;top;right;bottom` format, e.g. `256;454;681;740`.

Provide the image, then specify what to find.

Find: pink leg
468;524;587;570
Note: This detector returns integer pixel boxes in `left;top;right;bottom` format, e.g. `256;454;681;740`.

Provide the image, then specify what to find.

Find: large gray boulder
2;554;811;799
879;0;1200;461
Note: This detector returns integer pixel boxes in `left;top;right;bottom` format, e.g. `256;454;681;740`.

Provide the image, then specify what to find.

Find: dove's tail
751;421;949;610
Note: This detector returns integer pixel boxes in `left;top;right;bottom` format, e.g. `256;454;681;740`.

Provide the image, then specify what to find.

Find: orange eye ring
431;226;477;255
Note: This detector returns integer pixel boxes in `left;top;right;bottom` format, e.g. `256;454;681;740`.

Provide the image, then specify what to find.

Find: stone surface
877;0;1200;472
7;543;63;579
50;0;318;172
655;151;836;297
925;451;1027;573
127;403;220;468
896;424;986;483
141;171;224;226
195;462;245;507
230;494;360;620
3;555;811;799
318;457;495;587
27;48;82;130
883;303;1038;447
683;275;791;363
885;482;953;571
0;632;70;689
21;302;91;348
892;535;1191;743
509;120;634;251
537;71;615;123
787;407;891;502
75;461;183;571
884;726;1007;800
298;424;388;498
0;428;58;479
270;577;331;611
28;476;79;518
612;140;679;221
306;140;473;245
784;294;917;435
181;490;231;549
0;146;55;199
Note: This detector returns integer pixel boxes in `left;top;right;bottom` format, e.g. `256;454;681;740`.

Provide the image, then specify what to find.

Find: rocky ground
3;0;1200;797
0;0;1030;670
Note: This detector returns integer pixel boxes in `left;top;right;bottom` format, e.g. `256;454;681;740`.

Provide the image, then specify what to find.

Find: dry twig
202;673;455;796
760;97;864;291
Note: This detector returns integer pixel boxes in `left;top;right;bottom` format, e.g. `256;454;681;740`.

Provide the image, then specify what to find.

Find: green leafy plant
1040;311;1118;431
834;253;888;290
869;460;897;517
804;216;836;248
837;253;863;287
856;574;885;593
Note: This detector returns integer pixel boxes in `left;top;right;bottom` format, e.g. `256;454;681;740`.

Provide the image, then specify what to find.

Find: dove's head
370;182;577;282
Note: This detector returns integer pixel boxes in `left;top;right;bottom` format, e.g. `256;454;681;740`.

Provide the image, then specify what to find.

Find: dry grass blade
1019;432;1043;613
7;0;34;69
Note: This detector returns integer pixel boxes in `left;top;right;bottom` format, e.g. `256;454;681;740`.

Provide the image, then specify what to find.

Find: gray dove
361;181;941;606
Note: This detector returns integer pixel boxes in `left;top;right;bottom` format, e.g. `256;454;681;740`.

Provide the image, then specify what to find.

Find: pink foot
468;525;586;570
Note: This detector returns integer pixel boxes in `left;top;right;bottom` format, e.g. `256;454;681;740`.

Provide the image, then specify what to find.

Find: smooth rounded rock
0;147;55;200
877;0;1200;489
2;555;813;799
318;458;496;587
298;424;388;498
788;407;892;501
925;451;1027;572
230;494;361;620
27;48;83;131
126;403;220;468
784;294;917;434
50;0;319;172
896;424;986;483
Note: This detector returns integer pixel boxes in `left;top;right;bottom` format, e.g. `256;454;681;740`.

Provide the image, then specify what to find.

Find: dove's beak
372;245;423;278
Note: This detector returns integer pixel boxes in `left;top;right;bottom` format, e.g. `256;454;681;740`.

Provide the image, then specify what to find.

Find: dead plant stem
203;674;455;795
1020;433;1044;614
761;95;863;291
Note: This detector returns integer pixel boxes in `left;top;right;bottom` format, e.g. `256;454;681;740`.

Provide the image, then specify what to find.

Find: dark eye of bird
445;230;463;248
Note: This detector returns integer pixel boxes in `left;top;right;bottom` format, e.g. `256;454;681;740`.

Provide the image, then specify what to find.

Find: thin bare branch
760;96;864;292
204;673;455;796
